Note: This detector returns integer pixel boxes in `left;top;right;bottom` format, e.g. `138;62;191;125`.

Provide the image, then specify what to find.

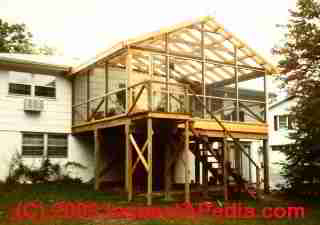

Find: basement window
22;133;68;158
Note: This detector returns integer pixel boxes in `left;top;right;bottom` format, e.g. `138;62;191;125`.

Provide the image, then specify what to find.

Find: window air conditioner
24;98;44;112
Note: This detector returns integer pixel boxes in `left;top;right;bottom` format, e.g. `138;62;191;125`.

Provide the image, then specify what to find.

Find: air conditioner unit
24;98;44;112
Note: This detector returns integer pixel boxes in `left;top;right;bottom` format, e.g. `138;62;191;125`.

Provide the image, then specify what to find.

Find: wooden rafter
185;31;237;78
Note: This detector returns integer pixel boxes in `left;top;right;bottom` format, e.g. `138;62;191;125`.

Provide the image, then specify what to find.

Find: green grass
0;183;319;225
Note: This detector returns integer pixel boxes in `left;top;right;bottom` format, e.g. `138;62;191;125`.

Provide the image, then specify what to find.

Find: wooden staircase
167;77;262;200
189;126;257;199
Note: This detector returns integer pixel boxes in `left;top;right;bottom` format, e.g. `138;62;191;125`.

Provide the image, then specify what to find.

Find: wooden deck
72;111;268;139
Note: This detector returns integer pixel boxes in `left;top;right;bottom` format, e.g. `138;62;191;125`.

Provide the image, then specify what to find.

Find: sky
0;0;297;63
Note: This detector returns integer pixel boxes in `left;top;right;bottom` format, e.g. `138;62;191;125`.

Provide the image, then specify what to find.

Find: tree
273;0;320;191
0;19;56;55
0;19;34;53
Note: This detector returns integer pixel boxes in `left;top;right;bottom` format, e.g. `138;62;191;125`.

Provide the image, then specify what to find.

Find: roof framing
71;16;279;85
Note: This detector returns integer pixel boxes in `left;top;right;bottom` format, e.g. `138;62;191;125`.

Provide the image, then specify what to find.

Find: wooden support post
202;144;208;198
263;139;270;193
94;129;101;191
148;53;153;111
195;141;200;186
165;34;170;112
105;61;109;116
164;142;171;200
234;46;240;121
127;50;133;109
264;72;268;122
184;120;190;203
72;77;75;126
87;69;91;121
125;122;133;201
256;167;261;200
147;118;153;205
263;72;270;193
223;137;229;201
201;23;206;118
234;138;241;175
184;86;189;113
147;81;153;111
248;147;252;183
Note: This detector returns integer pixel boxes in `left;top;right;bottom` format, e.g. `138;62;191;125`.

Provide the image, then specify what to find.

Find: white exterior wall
268;98;297;188
0;69;94;182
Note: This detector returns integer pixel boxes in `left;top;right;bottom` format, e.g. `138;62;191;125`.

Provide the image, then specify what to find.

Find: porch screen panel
73;72;88;125
107;67;128;115
88;67;106;120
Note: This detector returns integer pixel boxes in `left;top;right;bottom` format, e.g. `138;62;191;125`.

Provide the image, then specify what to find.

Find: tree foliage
273;0;320;190
0;18;56;55
0;19;34;53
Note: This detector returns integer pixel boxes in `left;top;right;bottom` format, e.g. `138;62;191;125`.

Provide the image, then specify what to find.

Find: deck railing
72;80;266;126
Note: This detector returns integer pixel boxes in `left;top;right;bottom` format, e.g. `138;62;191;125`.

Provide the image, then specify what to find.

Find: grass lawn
0;183;319;225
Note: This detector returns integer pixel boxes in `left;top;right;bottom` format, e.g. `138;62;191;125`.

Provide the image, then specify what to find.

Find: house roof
0;53;78;75
71;16;280;80
269;95;296;110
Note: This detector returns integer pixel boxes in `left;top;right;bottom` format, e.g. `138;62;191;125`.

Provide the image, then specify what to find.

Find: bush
5;153;86;185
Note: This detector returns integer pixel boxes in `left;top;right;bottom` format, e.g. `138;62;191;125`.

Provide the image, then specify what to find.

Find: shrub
5;153;86;185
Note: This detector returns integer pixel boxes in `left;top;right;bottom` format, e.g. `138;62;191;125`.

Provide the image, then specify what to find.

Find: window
47;134;68;157
22;133;68;157
225;110;245;122
22;133;44;156
9;72;32;95
274;115;294;130
34;74;56;98
9;72;56;98
271;144;294;151
279;115;288;129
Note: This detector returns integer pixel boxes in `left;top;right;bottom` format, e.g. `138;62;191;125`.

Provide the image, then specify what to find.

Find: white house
268;95;297;188
0;53;95;182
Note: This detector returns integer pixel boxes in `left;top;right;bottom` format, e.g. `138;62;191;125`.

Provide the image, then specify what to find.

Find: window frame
21;132;68;158
8;72;57;99
274;114;294;131
278;115;288;129
22;132;45;157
